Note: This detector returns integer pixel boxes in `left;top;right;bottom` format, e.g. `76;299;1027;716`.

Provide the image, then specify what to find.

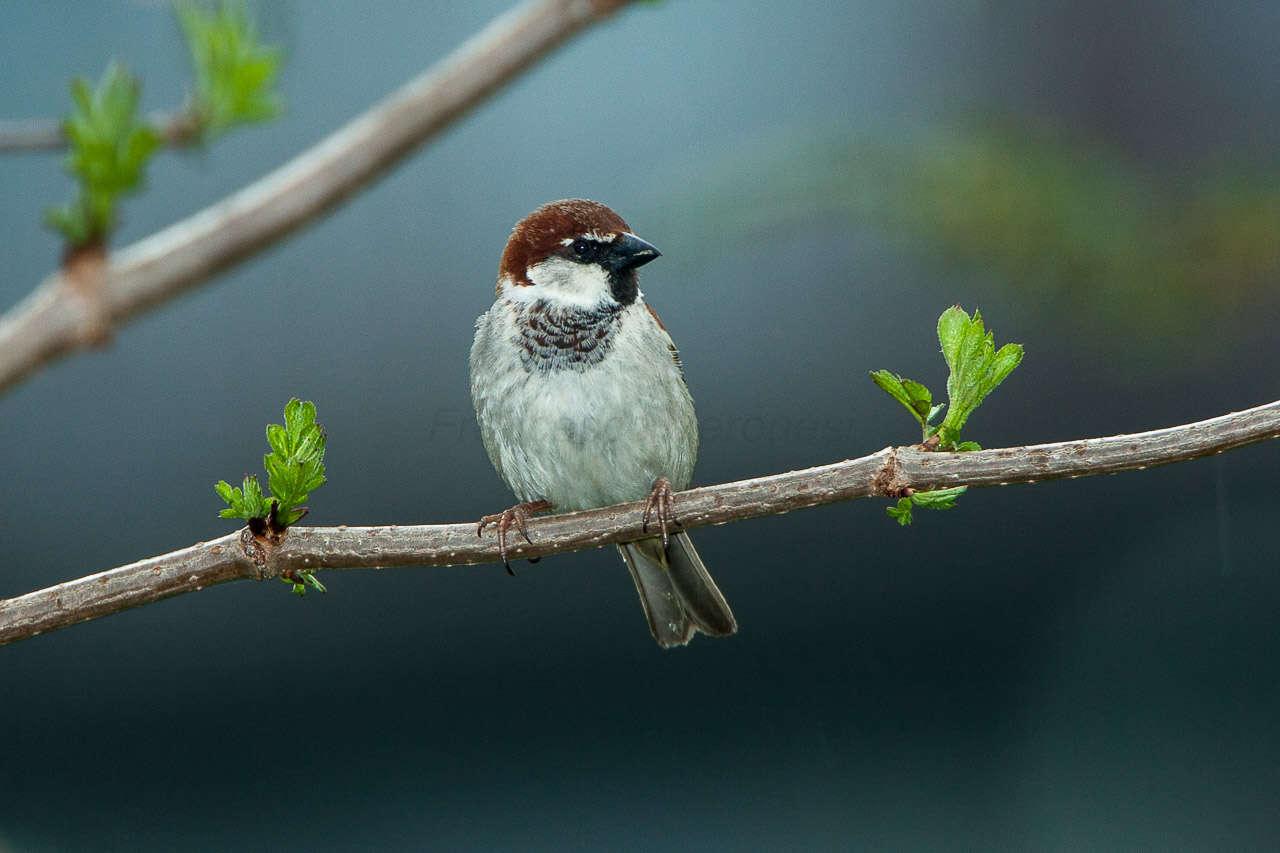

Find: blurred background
2;1;1279;849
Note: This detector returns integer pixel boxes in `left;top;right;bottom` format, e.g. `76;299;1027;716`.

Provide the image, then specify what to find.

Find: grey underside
618;532;737;648
470;298;698;511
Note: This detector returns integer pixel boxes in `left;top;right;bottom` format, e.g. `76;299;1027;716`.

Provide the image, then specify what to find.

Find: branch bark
0;110;199;153
0;117;68;152
0;0;634;394
3;399;1277;646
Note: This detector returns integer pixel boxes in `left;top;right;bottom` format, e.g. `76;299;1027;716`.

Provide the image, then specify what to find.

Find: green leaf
44;205;91;246
286;399;317;438
213;473;271;519
282;570;325;596
214;479;235;503
989;343;1024;390
265;423;289;457
295;424;323;460
886;497;914;526
240;474;268;516
264;452;291;496
909;486;968;510
934;306;1023;449
870;370;920;423
870;369;940;439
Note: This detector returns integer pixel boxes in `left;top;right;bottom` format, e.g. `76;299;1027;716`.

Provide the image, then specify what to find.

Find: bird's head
497;199;661;309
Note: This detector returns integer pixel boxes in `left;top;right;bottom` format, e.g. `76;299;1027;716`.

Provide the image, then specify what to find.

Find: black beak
609;233;661;271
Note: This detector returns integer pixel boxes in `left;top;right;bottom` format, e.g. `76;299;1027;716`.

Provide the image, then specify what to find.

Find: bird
469;199;737;647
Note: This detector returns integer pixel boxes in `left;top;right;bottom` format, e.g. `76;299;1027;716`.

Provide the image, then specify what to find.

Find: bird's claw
642;477;679;548
477;500;552;574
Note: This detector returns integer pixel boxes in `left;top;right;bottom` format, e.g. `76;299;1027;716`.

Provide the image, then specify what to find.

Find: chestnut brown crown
498;199;632;290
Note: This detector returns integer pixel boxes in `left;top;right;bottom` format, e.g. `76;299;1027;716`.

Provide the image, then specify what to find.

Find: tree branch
0;117;67;152
3;399;1277;646
0;0;635;394
0;110;200;153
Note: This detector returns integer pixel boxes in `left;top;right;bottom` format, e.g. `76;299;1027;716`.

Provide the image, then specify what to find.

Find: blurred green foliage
895;125;1279;336
44;63;159;247
45;1;281;249
668;121;1279;351
177;0;283;140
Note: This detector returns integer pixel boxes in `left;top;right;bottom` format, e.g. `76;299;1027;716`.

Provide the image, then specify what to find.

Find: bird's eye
571;239;591;256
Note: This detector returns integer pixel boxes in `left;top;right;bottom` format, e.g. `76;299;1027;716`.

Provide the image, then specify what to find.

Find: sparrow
469;199;737;647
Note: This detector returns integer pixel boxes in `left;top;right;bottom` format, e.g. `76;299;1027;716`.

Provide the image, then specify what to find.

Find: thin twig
0;0;634;394
0;110;199;153
0;117;66;152
3;398;1276;646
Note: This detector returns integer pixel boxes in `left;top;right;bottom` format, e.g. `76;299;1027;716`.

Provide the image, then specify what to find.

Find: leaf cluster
937;306;1023;447
177;1;283;139
871;305;1022;451
871;306;1022;525
885;486;968;527
282;569;327;597
215;399;326;595
215;398;326;528
44;63;160;246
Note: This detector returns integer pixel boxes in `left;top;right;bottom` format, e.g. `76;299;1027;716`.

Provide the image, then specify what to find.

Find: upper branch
0;117;68;152
0;110;199;153
2;398;1276;646
0;0;635;394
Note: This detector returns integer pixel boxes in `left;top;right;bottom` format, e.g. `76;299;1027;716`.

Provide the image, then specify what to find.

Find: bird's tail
618;532;737;648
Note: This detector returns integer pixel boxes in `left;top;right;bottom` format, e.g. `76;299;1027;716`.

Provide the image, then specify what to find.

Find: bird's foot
477;500;552;574
641;477;680;548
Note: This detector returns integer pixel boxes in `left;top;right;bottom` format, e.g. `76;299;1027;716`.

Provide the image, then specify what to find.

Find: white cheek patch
522;257;614;309
496;273;525;299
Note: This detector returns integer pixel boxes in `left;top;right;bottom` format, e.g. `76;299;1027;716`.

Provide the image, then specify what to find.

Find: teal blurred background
2;1;1279;849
